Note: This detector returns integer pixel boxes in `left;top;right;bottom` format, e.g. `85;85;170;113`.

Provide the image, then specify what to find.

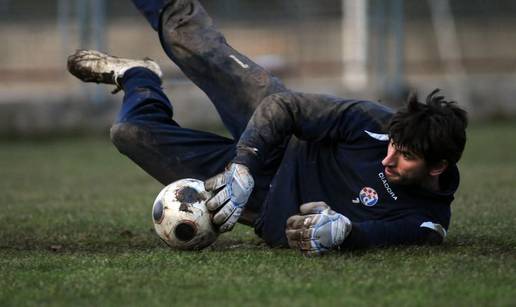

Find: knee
161;0;211;30
160;0;214;53
110;122;153;156
110;122;177;185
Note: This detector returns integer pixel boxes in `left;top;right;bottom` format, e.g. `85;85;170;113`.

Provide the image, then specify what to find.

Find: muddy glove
205;163;254;232
285;202;352;256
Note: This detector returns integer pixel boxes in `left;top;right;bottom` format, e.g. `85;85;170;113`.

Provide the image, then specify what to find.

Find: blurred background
1;0;515;137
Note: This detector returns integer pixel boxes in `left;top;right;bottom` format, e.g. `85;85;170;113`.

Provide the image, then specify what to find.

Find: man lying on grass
67;0;468;255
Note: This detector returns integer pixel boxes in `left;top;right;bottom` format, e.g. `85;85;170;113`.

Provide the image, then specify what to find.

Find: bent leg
133;0;288;138
111;67;235;184
112;67;270;223
158;1;287;138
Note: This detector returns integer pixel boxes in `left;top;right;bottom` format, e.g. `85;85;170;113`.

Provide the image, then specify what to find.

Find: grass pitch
0;122;515;306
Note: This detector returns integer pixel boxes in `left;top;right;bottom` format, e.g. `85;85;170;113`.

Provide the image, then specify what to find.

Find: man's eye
402;152;414;160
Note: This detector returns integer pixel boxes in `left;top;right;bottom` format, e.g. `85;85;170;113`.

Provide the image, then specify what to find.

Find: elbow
259;91;297;112
255;91;300;131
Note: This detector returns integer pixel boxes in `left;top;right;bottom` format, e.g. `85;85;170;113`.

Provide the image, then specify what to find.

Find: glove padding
285;202;352;256
204;163;254;232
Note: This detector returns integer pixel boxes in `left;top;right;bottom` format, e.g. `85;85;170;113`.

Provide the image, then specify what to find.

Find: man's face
381;140;429;186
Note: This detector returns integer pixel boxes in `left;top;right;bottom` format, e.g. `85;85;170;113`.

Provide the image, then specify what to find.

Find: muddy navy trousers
112;0;288;222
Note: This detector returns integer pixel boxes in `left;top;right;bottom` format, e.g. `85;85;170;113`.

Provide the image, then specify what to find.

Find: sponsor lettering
378;172;398;200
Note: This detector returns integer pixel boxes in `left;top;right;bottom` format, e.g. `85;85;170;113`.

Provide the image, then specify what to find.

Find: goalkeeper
67;0;468;255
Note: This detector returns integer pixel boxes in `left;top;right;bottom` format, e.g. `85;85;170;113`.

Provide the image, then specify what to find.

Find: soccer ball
152;178;218;250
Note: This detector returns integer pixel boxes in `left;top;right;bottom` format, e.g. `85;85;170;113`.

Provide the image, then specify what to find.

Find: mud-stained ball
152;178;218;250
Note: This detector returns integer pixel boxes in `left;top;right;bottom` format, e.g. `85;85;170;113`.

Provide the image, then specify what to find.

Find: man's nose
382;151;396;167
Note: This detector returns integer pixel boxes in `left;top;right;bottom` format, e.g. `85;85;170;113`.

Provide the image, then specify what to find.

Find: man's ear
429;160;449;177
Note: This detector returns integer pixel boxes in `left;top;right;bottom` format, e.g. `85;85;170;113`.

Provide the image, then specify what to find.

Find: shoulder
338;99;395;133
335;99;394;144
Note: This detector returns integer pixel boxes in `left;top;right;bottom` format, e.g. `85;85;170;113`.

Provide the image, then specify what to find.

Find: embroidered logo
359;187;379;207
364;130;389;141
229;54;249;69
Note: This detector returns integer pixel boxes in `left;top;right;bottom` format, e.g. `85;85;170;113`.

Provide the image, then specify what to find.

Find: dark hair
387;89;468;166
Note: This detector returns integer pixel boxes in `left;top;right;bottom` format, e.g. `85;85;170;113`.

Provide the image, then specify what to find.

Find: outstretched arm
286;202;447;255
205;92;390;232
343;217;447;249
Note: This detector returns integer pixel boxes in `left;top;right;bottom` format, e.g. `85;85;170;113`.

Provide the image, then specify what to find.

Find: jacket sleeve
341;216;448;249
131;0;165;30
233;91;391;172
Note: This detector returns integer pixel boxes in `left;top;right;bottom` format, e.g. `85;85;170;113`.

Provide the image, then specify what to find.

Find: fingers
285;227;312;242
205;187;230;211
285;215;317;251
286;202;347;256
204;170;229;212
286;212;328;256
218;207;243;232
286;214;321;230
212;202;242;233
299;202;330;215
212;201;236;225
285;214;320;253
286;214;307;229
204;164;254;233
285;229;326;257
204;172;227;192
